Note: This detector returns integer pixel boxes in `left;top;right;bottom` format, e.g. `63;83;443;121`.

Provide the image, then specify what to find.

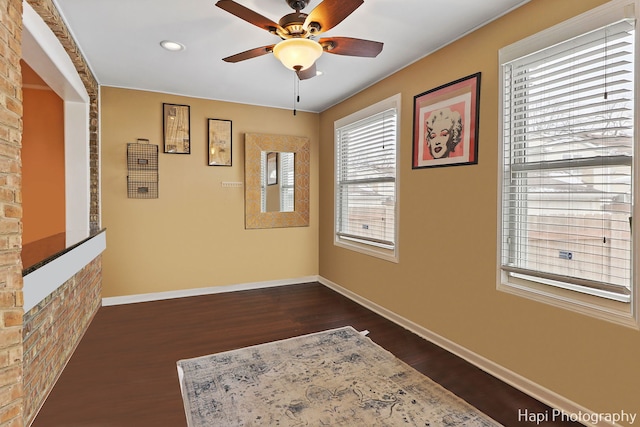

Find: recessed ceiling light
160;40;185;52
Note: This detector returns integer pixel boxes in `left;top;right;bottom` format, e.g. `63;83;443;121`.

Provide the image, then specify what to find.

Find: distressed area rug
177;326;502;426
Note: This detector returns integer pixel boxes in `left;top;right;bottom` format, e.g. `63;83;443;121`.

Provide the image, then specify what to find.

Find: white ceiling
51;0;530;113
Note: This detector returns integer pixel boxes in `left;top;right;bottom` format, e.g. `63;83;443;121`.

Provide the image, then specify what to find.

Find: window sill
498;274;639;329
335;237;398;263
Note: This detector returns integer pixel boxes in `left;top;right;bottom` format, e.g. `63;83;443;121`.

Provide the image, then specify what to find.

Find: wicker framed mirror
244;133;310;229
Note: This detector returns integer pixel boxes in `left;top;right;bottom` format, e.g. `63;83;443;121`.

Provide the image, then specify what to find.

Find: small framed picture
412;73;481;169
163;103;190;154
266;152;278;185
208;119;232;166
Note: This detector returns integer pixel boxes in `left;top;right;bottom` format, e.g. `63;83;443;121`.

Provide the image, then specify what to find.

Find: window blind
501;19;634;300
336;108;397;248
280;152;295;212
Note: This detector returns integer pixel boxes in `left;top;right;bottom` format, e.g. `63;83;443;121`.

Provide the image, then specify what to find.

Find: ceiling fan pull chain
292;71;304;116
293;72;297;116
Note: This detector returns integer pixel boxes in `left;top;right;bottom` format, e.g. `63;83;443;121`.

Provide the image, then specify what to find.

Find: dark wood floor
32;282;580;426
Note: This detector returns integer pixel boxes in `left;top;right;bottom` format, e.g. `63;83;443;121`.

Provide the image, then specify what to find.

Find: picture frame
163;103;191;154
412;72;481;169
266;152;278;186
208;118;232;166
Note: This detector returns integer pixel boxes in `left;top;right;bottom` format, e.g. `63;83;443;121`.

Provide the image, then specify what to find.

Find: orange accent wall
21;61;65;245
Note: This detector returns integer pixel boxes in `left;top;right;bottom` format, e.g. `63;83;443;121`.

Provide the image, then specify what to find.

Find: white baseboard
101;275;319;306
318;276;618;427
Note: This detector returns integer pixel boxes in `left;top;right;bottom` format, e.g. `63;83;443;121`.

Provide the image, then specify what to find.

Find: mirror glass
262;151;295;213
245;133;309;229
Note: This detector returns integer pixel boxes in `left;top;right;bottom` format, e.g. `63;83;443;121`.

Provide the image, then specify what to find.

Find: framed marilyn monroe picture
412;73;481;169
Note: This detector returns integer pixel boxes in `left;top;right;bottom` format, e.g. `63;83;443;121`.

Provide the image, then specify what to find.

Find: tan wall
21;62;65;245
100;87;319;297
318;0;639;418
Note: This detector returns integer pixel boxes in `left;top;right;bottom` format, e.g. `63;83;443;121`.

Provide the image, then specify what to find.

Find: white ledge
23;231;106;312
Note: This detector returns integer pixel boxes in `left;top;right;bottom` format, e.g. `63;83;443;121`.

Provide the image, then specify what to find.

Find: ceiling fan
215;0;383;80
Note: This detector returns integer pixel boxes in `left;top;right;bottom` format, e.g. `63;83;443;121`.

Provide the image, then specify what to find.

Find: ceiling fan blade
320;37;383;57
296;63;317;80
222;45;275;63
215;0;282;34
304;0;363;35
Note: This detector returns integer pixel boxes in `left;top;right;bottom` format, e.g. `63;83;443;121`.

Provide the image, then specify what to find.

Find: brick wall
0;0;25;425
19;1;101;425
22;256;102;425
0;0;101;426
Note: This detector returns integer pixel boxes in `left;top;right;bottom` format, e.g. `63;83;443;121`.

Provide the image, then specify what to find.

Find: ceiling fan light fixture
273;38;322;71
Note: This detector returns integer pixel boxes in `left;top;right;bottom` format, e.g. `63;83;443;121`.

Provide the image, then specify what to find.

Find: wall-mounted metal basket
127;141;158;199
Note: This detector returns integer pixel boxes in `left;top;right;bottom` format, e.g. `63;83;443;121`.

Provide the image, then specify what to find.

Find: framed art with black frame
412;73;481;169
208;118;232;166
163;103;191;154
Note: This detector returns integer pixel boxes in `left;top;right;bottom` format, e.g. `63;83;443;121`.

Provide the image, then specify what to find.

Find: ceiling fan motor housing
286;0;310;11
279;12;309;37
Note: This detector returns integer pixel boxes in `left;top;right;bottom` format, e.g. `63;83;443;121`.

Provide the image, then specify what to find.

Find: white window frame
334;94;401;263
497;0;640;328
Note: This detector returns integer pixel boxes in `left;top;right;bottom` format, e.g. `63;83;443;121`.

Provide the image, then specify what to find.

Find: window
498;0;638;326
335;94;400;262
